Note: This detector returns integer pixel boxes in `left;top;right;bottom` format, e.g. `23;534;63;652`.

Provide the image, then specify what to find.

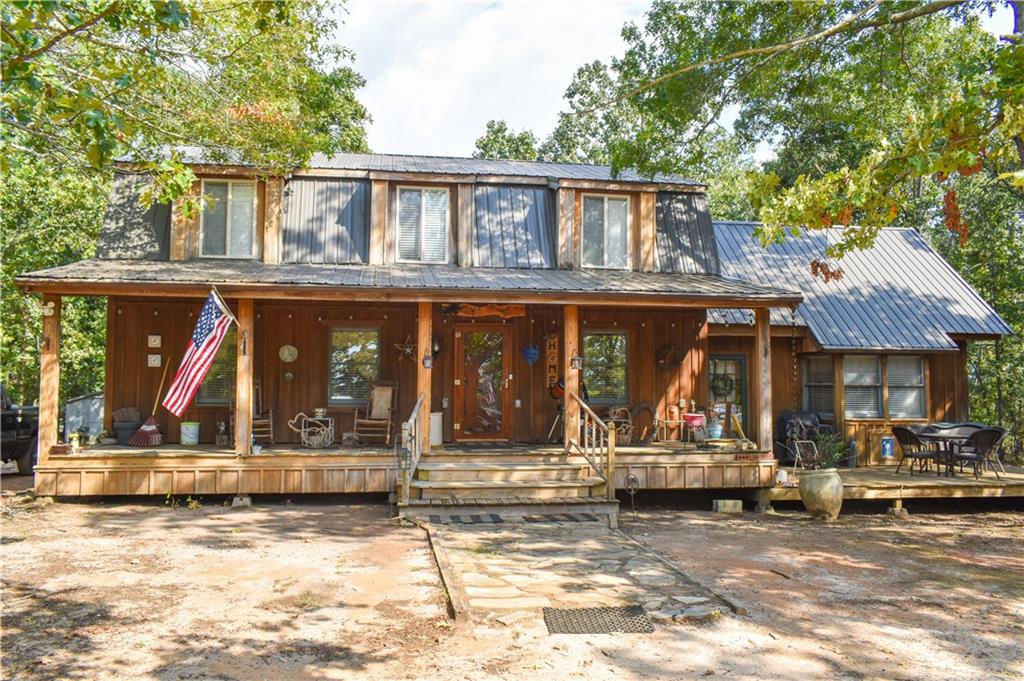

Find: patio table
917;432;969;477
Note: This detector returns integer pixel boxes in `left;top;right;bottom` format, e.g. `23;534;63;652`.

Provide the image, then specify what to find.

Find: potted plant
798;430;845;520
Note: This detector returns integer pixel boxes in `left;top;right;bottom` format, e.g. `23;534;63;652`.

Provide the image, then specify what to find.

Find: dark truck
1;385;39;474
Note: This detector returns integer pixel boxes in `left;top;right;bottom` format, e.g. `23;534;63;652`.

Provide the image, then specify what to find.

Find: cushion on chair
367;386;393;420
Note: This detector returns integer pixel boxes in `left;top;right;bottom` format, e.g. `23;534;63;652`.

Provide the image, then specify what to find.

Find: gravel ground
2;492;1022;680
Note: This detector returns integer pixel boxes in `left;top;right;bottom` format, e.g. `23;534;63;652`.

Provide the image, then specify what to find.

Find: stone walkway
431;520;730;625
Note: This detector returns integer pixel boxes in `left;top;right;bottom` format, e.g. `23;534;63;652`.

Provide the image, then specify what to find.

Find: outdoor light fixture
422;351;433;369
570;355;583;371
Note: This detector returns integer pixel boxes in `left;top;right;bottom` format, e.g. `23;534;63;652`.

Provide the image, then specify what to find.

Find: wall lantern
570;355;584;371
422;351;433;370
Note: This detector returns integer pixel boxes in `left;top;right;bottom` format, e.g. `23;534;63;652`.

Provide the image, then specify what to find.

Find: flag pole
209;285;240;327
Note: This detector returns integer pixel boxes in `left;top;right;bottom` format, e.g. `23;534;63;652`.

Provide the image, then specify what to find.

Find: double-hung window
888;356;925;418
582;332;628;404
197;328;236;404
201;180;257;258
843;355;882;418
802;356;834;419
581;195;629;269
328;328;380;405
397;187;448;263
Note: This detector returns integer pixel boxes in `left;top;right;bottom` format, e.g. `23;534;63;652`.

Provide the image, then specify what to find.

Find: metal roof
472;185;557;268
710;221;1012;350
158;147;701;187
96;172;171;260
281;177;370;264
17;258;800;305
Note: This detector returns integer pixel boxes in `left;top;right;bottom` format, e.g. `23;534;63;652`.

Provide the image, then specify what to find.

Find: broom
129;359;171;447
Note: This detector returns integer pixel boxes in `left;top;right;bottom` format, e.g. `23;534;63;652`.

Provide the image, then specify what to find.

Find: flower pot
799;468;843;520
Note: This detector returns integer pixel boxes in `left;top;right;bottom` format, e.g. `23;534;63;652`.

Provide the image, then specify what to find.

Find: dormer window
582;194;629;269
201;180;256;258
397;186;448;263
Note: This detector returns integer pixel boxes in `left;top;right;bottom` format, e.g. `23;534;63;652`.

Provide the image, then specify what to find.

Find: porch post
417;302;432;453
563;304;580;451
37;294;61;468
753;307;773;451
234;299;254;455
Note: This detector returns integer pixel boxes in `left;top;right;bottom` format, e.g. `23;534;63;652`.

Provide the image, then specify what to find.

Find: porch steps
399;496;619;528
415;461;590;482
409;477;606;499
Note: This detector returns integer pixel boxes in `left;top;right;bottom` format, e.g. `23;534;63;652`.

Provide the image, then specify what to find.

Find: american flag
162;293;234;417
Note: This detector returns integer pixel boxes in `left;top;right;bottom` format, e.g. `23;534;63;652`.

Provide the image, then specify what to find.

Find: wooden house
16;152;1012;517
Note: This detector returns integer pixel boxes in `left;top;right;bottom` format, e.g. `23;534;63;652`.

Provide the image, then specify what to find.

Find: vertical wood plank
556;187;574;269
369;179;388;265
457;183;474;266
103;299;115;432
263;176;284;264
752;308;772;451
235;299;254;455
37;295;61;467
417;302;433;452
639;191;657;272
563;305;579;451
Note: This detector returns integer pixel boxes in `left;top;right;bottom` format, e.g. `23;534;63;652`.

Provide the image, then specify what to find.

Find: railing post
400;420;412;504
607;424;616;501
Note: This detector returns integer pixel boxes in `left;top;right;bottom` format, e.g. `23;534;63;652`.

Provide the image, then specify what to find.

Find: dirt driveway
2;494;1022;680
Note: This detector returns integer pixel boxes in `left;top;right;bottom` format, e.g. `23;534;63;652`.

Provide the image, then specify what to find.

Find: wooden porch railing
567;392;617;500
397;393;426;505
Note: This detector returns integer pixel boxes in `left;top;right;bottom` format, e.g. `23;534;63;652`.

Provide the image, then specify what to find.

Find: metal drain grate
543;606;654;634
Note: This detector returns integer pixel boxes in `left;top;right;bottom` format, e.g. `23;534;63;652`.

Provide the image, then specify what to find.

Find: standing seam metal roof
710;221;1012;350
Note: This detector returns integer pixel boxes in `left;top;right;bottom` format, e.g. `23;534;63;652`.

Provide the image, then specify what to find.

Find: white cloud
335;1;650;156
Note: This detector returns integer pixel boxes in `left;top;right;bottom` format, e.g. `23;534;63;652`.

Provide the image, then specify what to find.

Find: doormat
543;606;654;634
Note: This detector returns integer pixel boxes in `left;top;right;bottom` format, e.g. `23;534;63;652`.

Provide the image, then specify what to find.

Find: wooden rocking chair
354;381;397;446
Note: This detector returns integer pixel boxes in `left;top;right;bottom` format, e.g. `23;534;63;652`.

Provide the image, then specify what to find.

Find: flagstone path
429;521;731;625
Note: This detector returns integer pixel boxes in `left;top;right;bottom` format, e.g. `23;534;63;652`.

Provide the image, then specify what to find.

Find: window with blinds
888;355;925;418
328;328;380;404
843;355;882;418
397;187;448;263
581;195;629;268
583;332;628;404
201;180;256;258
197;328;236;404
802;356;834;418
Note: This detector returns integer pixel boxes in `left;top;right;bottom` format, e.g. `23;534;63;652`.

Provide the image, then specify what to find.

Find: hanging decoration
522;344;540;366
443;303;526;319
394;335;416;362
544;335;559;389
655;343;682;368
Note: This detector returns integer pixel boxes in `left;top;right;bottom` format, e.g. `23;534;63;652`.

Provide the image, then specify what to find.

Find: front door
708;354;749;438
454;325;512;440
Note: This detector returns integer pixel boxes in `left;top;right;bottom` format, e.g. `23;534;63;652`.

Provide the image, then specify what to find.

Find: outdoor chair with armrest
953;427;1007;479
892;426;941;476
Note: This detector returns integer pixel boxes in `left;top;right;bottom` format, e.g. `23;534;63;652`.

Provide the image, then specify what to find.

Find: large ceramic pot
799;468;843;520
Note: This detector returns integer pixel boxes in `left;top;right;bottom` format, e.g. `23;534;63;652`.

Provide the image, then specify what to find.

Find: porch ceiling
17;258;802;308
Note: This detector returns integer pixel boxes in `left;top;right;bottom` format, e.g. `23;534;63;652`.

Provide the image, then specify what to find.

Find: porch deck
34;442;776;497
767;465;1024;503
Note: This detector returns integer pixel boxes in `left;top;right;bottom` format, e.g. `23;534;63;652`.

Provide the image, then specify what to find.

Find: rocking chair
354;381;397;446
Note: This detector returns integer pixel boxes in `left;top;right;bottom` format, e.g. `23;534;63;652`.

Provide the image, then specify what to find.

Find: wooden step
410;477;605;499
400;496;619;528
415;461;588;482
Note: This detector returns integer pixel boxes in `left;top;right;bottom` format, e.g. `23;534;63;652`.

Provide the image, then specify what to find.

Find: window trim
580;193;631;270
886;354;926;420
581;329;629;405
395;185;450;264
199;179;258;259
326;325;382;407
843;354;883;419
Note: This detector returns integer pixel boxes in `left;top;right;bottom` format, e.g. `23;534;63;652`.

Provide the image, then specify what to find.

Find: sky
336;1;1015;159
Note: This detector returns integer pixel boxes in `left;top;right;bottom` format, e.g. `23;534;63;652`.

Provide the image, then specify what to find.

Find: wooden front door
454;324;512;440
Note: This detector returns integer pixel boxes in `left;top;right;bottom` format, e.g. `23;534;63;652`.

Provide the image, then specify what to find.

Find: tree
0;159;109;405
598;0;1022;257
472;120;538;161
2;0;370;207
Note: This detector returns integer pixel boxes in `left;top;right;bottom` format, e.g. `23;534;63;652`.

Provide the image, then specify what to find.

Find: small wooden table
917;432;968;477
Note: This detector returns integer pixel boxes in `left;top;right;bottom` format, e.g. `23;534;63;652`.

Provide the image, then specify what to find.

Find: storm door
454;325;512;440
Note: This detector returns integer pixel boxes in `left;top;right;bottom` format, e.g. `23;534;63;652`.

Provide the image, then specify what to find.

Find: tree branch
2;3;121;71
587;0;966;114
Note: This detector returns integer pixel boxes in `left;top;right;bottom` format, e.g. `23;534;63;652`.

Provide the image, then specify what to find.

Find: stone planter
799;468;843;520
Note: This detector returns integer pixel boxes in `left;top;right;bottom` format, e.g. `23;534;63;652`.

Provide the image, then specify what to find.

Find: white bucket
180;421;200;446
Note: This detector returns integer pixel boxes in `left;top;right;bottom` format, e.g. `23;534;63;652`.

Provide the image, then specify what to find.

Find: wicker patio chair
952;427;1007;479
892;426;940;476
